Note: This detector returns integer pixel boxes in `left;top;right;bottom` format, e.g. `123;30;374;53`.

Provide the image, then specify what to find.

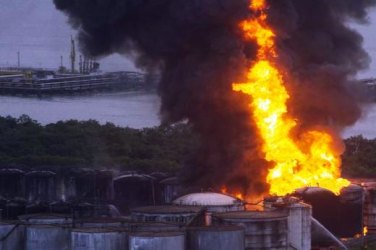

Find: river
0;91;161;129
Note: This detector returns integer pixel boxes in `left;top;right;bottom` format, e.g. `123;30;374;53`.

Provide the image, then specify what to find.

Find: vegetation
342;135;376;177
0;115;197;173
1;114;376;177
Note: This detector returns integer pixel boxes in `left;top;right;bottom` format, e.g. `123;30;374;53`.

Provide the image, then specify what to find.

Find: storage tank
25;171;56;202
71;228;127;250
160;177;182;204
0;169;25;199
129;232;185;250
131;205;201;224
262;197;311;250
128;222;182;233
19;214;72;225
114;174;156;213
4;199;26;220
173;192;245;212
187;225;244;250
363;182;376;234
0;222;25;250
25;225;70;250
295;185;363;237
215;210;288;249
74;217;128;228
50;200;72;214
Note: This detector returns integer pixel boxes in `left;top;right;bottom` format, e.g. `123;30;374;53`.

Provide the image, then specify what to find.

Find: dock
0;69;154;95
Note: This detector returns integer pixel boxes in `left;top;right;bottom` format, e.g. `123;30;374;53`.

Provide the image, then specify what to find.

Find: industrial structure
0;168;374;249
0;38;158;95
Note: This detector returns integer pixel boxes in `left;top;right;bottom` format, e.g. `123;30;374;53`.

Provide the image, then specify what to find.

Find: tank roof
215;210;287;220
19;213;71;221
160;177;179;185
114;173;155;181
129;231;184;237
25;170;56;176
0;169;24;174
187;225;244;232
71;228;119;233
131;205;201;214
173;192;243;207
77;217;130;223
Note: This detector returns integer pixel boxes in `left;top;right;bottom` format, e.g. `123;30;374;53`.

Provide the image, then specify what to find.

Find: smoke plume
54;0;376;197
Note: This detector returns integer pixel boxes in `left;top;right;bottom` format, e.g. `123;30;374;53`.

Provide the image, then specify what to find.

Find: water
0;1;375;135
0;92;161;129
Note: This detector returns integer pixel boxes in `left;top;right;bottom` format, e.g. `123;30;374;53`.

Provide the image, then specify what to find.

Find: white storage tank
173;192;245;212
187;225;244;250
0;221;25;250
71;228;127;250
216;210;288;249
129;231;185;250
128;222;183;233
25;225;70;250
131;205;201;224
19;214;72;225
286;202;311;250
74;217;128;228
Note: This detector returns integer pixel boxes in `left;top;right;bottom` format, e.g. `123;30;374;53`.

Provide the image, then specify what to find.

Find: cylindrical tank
216;211;288;249
25;171;56;202
25;225;70;250
19;214;72;225
50;200;72;214
129;232;185;250
295;185;363;237
128;222;182;233
286;202;312;250
4;199;26;220
173;192;245;212
363;182;376;234
0;222;25;250
0;169;25;199
187;226;244;250
74;218;128;228
114;174;157;213
131;205;201;224
339;184;363;236
71;228;127;250
72;202;95;219
160;177;182;204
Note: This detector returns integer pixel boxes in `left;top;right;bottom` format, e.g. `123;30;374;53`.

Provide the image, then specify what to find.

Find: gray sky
0;0;375;76
0;0;137;72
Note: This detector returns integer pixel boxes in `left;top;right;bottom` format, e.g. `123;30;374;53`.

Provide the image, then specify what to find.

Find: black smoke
54;0;376;197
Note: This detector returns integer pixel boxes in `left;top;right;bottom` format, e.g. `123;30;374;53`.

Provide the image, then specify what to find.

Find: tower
70;36;76;73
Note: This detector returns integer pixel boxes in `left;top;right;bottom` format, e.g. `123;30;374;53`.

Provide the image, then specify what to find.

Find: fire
233;0;350;196
235;193;244;200
221;186;244;200
364;226;368;236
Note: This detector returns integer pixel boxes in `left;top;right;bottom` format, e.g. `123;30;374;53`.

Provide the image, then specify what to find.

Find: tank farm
1;0;376;249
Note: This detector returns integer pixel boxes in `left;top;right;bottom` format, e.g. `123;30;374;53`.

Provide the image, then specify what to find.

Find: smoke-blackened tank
64;169;113;203
294;185;363;237
25;171;56;202
113;173;156;213
0;169;25;199
160;177;182;204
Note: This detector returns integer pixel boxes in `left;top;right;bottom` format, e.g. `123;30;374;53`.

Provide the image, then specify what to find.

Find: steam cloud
54;0;376;197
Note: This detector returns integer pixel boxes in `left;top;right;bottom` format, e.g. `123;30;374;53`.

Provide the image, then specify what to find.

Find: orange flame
233;0;350;196
364;226;368;236
221;186;244;200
